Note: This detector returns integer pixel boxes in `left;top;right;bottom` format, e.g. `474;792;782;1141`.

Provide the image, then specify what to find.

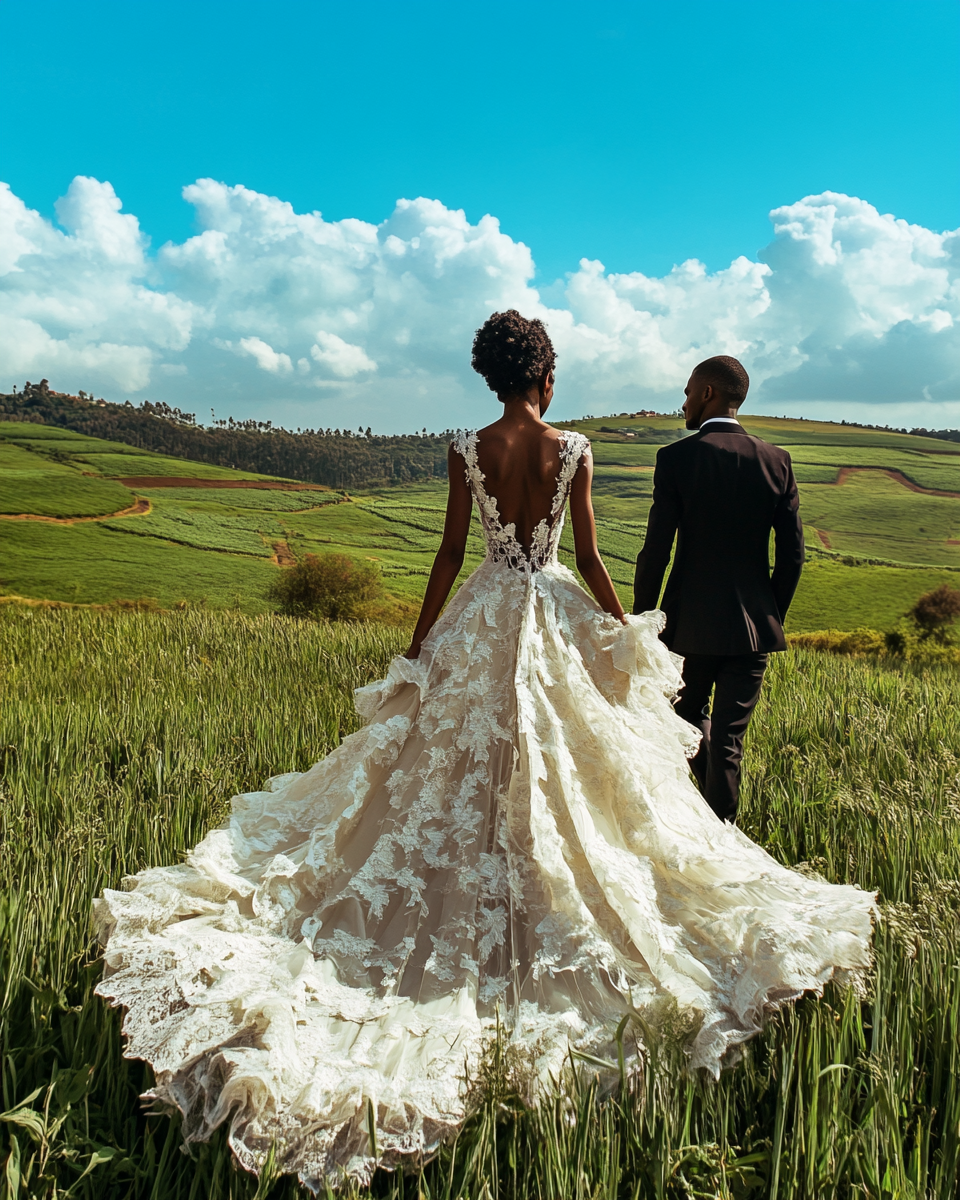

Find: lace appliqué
452;429;590;572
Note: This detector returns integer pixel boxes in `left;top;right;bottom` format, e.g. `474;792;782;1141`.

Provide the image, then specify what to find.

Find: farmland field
0;521;281;610
2;415;960;628
1;606;958;1198
0;441;135;519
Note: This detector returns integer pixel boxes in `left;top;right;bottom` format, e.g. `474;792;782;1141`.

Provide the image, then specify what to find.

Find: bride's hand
404;641;422;660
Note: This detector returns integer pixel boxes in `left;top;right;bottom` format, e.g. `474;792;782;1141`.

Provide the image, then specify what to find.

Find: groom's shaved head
692;356;750;408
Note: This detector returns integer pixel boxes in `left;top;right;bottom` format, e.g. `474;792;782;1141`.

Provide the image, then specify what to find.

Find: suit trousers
674;652;768;824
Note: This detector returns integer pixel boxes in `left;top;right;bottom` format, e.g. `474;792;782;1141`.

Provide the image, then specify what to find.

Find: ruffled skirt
94;560;876;1188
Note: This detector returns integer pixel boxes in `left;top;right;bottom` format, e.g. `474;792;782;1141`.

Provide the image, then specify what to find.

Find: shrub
787;625;960;665
267;552;384;621
787;628;888;657
908;583;960;644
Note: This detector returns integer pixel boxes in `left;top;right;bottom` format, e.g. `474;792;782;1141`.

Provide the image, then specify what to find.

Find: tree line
0;381;452;489
907;427;960;443
838;418;960;443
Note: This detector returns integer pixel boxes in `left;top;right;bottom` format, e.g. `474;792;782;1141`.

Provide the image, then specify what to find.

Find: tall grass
0;607;958;1198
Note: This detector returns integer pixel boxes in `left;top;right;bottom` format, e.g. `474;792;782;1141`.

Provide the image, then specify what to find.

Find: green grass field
0;442;135;518
1;606;958;1198
3;416;960;629
0;423;286;482
0;521;280;609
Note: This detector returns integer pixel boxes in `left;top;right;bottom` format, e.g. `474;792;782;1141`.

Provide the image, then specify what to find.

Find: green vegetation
4;412;960;631
0;521;278;610
786;560;960;632
74;452;280;480
0;421;283;482
907;582;960;644
1;382;450;488
786;584;960;661
1;607;958;1197
0;441;134;519
136;487;340;511
799;474;960;567
282;495;485;602
103;495;286;558
268;552;385;620
788;626;960;665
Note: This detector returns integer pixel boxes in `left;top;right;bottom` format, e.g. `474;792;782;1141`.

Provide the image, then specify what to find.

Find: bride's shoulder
450;428;478;457
552;426;592;460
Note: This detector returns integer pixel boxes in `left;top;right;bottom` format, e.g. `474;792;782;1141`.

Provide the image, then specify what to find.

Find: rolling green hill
2;414;959;630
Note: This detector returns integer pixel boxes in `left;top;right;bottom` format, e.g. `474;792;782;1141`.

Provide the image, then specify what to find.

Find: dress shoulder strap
560;430;591;463
451;428;478;467
552;431;591;513
451;430;483;496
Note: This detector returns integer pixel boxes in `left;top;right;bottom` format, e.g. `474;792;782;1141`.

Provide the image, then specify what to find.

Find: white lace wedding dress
95;430;876;1189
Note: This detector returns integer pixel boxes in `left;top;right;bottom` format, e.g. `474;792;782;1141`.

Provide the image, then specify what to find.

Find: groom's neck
695;404;742;427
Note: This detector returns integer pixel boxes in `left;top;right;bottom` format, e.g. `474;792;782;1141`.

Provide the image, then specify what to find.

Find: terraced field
2;414;959;629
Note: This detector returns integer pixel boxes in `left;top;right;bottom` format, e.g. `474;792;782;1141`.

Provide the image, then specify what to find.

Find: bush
787;625;960;665
267;552;384;621
908;583;960;644
787;628;888;657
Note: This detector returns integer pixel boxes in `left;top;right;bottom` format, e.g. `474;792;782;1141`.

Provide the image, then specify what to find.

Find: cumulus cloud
0;177;194;395
310;331;377;377
0;178;956;428
239;336;293;374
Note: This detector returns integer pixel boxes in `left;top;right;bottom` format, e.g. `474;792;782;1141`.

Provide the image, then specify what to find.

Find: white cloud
239;336;293;374
0;179;957;428
310;331;377;377
0;176;193;394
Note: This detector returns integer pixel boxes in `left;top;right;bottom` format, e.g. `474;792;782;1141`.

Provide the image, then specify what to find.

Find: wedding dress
94;430;876;1189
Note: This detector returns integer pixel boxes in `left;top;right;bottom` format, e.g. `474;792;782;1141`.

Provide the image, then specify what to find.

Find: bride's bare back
473;419;567;553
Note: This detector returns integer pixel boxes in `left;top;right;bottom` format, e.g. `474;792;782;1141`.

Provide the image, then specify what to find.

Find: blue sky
1;0;958;429
4;0;958;280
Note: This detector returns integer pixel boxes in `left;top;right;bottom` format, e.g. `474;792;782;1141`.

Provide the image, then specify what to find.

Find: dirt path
115;476;331;491
271;541;296;567
834;466;960;498
0;497;150;525
815;529;833;549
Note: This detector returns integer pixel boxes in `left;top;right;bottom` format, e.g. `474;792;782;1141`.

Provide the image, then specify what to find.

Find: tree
908;583;960;644
267;552;384;621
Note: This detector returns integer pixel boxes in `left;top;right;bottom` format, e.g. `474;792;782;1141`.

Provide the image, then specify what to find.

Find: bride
95;310;875;1189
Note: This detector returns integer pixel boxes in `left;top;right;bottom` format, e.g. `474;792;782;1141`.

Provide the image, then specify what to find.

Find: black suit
633;421;804;821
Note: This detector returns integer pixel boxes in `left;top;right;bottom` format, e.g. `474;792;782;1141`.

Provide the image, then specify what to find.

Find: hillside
0;380;449;490
2;411;959;630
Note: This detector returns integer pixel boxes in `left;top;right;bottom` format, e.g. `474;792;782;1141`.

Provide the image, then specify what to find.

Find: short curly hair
692;355;750;408
471;309;556;397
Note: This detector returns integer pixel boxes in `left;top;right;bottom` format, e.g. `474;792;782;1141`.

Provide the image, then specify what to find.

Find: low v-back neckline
454;429;589;572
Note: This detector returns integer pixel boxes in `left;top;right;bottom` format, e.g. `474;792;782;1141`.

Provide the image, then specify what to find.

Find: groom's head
683;356;749;430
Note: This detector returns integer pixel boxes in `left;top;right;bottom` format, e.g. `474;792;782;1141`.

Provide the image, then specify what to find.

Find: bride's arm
404;444;474;659
568;447;627;623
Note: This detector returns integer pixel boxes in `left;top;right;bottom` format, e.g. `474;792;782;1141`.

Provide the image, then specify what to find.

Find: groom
633;356;804;824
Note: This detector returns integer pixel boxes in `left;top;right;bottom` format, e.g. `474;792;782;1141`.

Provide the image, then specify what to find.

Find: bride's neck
498;394;546;425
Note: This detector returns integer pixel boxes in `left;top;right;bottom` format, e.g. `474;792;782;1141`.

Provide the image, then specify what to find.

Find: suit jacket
633;423;804;655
